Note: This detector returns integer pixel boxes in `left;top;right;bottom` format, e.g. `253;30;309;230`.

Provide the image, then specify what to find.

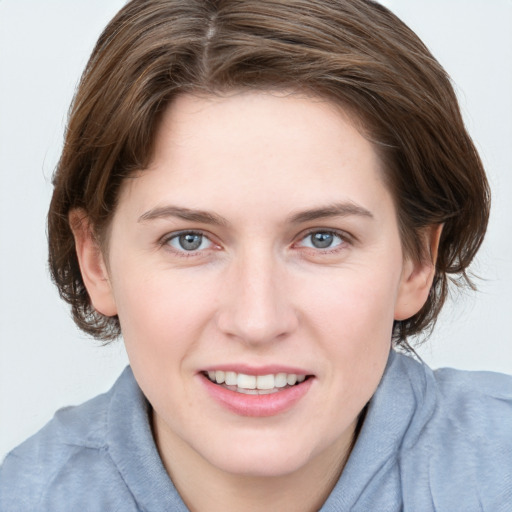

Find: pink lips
199;368;314;417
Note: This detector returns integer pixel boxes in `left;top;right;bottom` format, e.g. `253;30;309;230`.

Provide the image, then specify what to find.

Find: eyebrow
138;202;374;226
288;202;374;224
138;206;229;226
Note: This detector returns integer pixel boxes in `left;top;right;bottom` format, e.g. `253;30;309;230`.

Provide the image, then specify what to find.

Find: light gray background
1;0;511;462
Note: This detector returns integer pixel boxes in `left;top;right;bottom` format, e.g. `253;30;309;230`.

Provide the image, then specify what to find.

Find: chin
195;429;322;478
211;451;310;478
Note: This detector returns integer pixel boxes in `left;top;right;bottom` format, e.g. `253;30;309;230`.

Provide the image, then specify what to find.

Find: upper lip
200;364;313;376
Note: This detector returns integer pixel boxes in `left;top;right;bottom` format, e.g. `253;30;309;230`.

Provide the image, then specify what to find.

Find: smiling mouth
204;370;311;395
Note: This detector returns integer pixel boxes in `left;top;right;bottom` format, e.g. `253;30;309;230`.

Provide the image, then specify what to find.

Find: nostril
215;261;299;344
216;300;299;345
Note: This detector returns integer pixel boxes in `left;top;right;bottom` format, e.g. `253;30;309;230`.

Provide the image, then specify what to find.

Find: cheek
302;266;399;345
111;269;218;367
297;266;399;404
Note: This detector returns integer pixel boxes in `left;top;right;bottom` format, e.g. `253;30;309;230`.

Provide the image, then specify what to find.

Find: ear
394;224;443;321
69;209;118;317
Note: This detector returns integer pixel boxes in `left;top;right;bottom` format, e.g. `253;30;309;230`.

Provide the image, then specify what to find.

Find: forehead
116;90;393;225
153;91;373;166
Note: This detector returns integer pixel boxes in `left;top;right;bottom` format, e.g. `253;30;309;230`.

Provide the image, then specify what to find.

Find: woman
1;1;510;510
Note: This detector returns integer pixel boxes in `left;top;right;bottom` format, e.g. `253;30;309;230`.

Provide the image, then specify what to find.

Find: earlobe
394;224;443;321
69;209;118;317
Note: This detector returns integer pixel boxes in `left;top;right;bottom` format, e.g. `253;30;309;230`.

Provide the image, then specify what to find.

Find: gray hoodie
1;351;511;511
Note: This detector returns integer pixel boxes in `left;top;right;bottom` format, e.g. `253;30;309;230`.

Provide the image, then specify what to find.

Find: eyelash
295;229;349;254
160;229;352;257
160;230;217;258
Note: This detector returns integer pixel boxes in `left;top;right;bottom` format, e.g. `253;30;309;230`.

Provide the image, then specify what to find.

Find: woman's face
82;91;431;478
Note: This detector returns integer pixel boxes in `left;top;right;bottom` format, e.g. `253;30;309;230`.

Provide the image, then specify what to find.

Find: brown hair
48;0;490;344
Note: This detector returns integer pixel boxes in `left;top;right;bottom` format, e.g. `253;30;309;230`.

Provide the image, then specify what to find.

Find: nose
216;248;298;346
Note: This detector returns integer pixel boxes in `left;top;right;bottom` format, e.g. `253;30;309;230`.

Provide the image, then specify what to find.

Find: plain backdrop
1;0;511;462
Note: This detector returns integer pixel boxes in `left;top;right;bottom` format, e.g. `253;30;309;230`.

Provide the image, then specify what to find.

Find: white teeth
286;374;298;386
207;370;308;390
256;374;274;390
258;388;279;395
224;371;237;386
237;373;256;389
275;373;288;388
238;388;280;395
237;388;259;395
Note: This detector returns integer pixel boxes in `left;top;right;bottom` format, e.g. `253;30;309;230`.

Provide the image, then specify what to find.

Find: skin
72;91;438;511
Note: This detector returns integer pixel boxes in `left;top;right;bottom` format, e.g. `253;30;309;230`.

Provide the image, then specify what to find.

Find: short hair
48;0;490;345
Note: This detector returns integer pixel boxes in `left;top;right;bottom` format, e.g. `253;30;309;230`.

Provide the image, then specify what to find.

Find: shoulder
0;368;139;512
398;355;512;510
429;365;512;446
392;352;512;432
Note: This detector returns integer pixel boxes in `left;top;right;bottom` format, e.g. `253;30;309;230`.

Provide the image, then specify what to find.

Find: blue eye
167;232;212;252
300;231;344;250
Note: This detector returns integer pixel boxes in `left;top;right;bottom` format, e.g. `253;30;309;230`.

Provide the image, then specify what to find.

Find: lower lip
199;374;314;417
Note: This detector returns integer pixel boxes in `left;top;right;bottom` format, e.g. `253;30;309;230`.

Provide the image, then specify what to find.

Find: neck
152;413;359;512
